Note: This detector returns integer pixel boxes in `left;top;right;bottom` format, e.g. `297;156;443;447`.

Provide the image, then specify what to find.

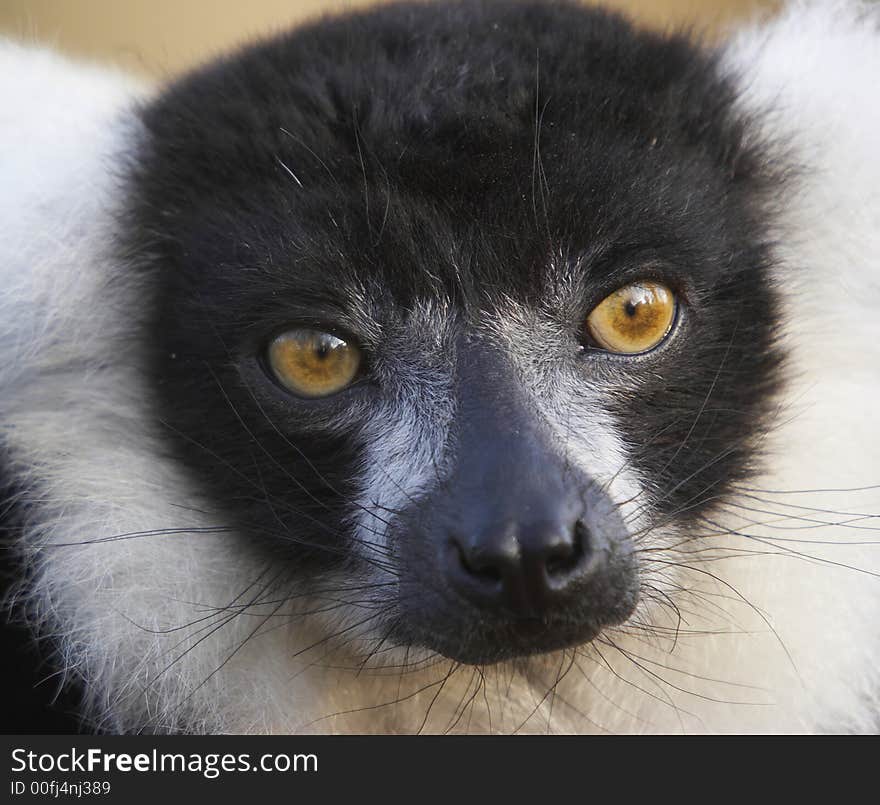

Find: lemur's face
129;3;780;667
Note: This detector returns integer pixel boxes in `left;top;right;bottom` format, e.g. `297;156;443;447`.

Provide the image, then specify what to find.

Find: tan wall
0;0;779;79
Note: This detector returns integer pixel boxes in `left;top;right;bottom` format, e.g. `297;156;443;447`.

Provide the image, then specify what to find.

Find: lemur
1;0;878;733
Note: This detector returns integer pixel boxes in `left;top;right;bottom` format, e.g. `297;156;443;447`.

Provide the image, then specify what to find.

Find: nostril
454;541;503;584
448;518;597;612
544;544;579;576
544;520;590;577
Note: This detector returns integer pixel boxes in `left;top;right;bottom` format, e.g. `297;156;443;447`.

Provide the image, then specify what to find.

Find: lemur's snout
448;514;600;618
395;342;639;663
438;384;614;626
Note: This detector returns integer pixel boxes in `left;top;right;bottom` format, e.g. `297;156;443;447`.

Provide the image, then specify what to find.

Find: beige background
0;0;780;80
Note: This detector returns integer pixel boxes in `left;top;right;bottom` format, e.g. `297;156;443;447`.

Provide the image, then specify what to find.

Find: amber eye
266;328;361;398
585;281;677;354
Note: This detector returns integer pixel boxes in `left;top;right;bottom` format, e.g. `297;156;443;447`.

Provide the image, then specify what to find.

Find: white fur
2;0;879;733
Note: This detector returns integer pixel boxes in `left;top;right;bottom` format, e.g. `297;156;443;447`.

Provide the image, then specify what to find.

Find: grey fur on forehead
340;242;606;361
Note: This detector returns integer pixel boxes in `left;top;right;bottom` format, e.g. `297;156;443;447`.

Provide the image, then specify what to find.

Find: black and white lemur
1;0;878;733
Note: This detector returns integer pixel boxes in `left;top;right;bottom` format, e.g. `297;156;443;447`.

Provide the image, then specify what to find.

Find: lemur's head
127;0;781;669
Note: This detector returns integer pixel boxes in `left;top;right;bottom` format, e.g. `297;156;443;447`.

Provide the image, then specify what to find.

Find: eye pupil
624;301;638;317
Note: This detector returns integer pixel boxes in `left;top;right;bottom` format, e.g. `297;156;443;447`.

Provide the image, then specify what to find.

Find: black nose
429;341;611;619
394;342;638;663
448;518;600;616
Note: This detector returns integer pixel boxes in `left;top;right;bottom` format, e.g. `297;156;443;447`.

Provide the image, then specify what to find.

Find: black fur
121;0;783;664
